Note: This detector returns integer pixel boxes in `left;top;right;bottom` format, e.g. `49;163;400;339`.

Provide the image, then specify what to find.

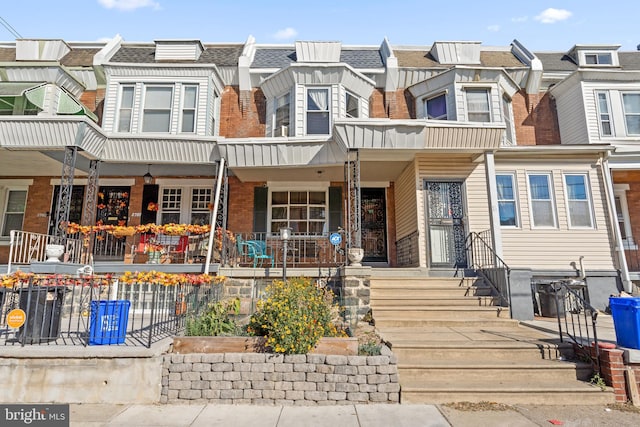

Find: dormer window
345;92;359;118
585;53;612;65
306;88;330;135
466;89;491;122
424;93;447;120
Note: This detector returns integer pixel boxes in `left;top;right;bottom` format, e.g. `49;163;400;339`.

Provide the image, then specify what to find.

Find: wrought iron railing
7;230;84;274
396;231;419;267
466;231;511;308
221;232;346;268
546;279;600;372
0;275;222;347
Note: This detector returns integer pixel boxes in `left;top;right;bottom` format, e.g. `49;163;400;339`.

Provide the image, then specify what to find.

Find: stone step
371;296;497;307
398;360;593;383
400;381;615;405
373;305;509;320
373;318;518;328
387;341;574;363
371;286;492;298
370;277;476;288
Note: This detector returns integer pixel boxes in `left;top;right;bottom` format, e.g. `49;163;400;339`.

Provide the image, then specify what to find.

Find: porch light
143;164;153;184
279;227;291;241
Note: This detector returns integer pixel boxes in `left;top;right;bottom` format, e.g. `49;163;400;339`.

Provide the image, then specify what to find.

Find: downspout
600;154;633;292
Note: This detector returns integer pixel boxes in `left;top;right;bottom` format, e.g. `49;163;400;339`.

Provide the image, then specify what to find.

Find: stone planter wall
162;351;399;405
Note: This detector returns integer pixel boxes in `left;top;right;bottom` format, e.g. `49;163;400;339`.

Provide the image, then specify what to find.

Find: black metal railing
466;231;511;308
0;275;222;347
396;231;419;267
548;279;600;372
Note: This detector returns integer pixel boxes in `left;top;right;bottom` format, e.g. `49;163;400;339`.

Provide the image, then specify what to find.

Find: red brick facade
219;86;266;138
613;171;640;244
513;91;561;146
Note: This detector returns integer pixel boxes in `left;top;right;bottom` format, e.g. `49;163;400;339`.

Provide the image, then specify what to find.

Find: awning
23;84;99;122
0;82;43;97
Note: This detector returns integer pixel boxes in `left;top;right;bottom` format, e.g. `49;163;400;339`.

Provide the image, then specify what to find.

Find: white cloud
487;25;500;32
511;16;528;23
98;0;160;11
534;8;572;24
273;27;298;40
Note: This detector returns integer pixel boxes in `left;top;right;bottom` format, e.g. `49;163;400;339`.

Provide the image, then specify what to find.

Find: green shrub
358;341;382;356
247;277;345;354
185;298;240;336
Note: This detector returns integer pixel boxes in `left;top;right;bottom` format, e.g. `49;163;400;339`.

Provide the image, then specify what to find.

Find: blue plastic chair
236;236;274;268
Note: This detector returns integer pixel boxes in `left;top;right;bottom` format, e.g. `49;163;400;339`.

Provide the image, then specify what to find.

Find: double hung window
466;89;491;122
528;174;556;228
585;53;612;65
271;190;327;235
117;85;135;132
345;92;359;118
496;174;517;226
564;174;594;228
622;93;640;135
1;190;27;237
596;92;613;136
142;86;173;132
274;93;290;136
306;88;330;134
181;85;197;133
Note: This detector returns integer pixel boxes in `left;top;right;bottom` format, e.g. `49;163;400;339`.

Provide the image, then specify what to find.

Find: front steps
370;276;615;405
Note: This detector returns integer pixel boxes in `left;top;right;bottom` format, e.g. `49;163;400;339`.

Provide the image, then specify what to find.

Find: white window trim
272;92;291;137
526;172;558;229
158;185;212;225
580;51;617;67
595;90;614;137
141;85;174;133
614;184;636;249
496;172;519;228
267;186;329;237
0;185;29;241
563;173;595;229
116;84;135;133
305;86;331;135
463;87;492;122
621;92;640;136
345;91;360;119
179;84;198;133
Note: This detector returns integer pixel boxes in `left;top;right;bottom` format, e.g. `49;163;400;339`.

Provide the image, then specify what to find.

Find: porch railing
0;275;222;347
8;230;83;274
222;232;346;268
466;231;511;308
396;231;419;267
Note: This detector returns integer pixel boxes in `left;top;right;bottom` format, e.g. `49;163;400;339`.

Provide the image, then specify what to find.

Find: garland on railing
65;222;212;237
1;271;224;289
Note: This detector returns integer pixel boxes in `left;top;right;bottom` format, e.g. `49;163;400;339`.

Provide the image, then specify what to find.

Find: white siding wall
581;81;640;142
415;155;490;268
497;158;615;270
554;83;589;145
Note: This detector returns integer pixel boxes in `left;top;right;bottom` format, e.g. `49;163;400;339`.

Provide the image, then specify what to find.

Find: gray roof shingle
109;45;242;66
251;48;384;69
537;51;640;72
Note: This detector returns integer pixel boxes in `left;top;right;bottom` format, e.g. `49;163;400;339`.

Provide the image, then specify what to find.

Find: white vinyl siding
554;84;589;144
498;159;614;270
501;95;515;145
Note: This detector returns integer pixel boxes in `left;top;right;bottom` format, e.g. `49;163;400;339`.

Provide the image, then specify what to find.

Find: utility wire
0;15;23;39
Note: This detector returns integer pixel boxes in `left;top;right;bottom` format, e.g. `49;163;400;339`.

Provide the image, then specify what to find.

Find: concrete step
370;277;476;288
370;286;492;298
400;380;615;405
398;360;593;383
371;296;497;307
373;318;518;328
373;305;509;320
387;341;574;363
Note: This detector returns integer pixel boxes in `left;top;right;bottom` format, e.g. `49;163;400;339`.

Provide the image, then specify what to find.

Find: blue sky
1;1;639;51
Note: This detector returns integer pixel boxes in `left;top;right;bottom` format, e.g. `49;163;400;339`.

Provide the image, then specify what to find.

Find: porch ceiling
0;149;85;177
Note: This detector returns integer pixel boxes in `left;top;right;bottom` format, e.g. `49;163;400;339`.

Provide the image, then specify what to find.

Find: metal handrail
466;231;511;308
551;280;600;373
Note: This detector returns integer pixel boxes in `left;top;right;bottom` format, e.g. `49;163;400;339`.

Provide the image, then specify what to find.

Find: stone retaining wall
162;351;399;405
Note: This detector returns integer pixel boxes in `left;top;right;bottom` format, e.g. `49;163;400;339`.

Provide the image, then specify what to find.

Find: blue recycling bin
89;300;130;345
609;297;640;350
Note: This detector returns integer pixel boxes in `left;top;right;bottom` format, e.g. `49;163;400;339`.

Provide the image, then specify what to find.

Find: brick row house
0;36;634;317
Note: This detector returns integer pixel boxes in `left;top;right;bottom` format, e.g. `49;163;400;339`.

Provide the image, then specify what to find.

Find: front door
361;188;387;263
425;180;467;268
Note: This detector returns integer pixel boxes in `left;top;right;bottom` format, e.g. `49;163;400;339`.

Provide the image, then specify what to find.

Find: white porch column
484;151;503;257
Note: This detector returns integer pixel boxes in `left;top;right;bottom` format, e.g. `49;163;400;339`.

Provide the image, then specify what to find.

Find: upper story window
564;174;594;228
585;53;613;65
273;93;290;137
1;189;27;237
425;93;447;120
345;92;360;118
496;174;518;227
306;88;330;135
528;173;556;228
622;93;640;135
117;85;135;132
465;89;491;122
596;91;613;136
142;86;174;133
501;95;514;145
181;85;197;133
270;190;327;235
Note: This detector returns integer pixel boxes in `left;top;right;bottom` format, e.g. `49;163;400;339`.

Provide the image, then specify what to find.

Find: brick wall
219;86;266;138
162;352;399;405
613;170;640;244
227;177;263;233
513;91;561;146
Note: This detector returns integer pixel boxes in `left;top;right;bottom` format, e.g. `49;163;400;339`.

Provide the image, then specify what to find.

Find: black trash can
537;281;567;317
17;285;67;344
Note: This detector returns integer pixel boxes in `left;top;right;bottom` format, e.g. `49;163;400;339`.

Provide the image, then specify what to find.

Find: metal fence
466;231;511;308
0;275;222;347
396;231;419;267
